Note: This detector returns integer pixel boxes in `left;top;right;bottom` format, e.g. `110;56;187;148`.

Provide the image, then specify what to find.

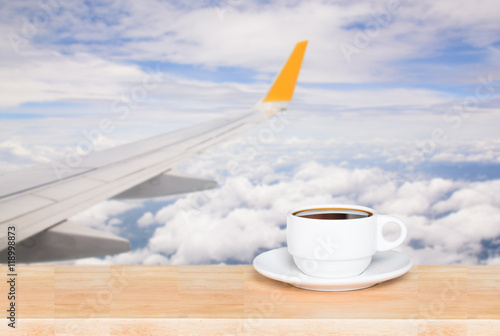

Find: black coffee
293;208;372;220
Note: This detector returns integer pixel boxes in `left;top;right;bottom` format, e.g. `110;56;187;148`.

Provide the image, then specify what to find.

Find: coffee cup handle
376;215;408;251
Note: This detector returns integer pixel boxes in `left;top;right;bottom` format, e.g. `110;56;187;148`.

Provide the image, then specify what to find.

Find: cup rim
288;204;376;220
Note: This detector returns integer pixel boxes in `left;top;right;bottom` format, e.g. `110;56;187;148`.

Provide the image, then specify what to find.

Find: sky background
1;0;500;265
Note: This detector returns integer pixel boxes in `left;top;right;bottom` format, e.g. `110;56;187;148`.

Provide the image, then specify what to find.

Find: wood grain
1;265;499;335
6;319;500;336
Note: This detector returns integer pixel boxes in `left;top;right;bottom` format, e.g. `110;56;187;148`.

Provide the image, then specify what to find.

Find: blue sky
1;0;500;265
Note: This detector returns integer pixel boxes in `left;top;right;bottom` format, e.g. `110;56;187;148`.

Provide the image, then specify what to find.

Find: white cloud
137;211;155;227
2;0;500;112
69;199;142;235
0;50;146;108
298;87;453;109
108;218;122;226
0;139;59;172
378;178;456;216
429;143;500;163
487;257;500;265
432;181;500;214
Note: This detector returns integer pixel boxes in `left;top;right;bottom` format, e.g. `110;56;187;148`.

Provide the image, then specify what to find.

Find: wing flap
113;170;217;199
0;220;129;263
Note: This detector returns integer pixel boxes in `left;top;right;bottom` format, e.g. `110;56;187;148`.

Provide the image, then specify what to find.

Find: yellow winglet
262;40;308;102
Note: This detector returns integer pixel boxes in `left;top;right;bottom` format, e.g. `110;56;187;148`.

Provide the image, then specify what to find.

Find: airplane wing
0;41;308;262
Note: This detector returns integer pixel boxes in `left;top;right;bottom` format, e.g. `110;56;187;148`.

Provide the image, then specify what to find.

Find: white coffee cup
287;204;408;278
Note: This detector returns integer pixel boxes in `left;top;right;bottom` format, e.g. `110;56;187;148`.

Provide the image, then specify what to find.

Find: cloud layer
2;0;500;107
69;137;500;266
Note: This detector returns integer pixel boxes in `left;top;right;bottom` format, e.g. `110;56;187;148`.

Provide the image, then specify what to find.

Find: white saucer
253;248;413;291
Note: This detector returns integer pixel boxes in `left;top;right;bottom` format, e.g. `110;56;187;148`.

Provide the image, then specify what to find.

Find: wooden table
1;265;499;335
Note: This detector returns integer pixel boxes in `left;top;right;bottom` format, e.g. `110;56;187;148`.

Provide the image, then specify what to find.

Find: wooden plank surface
1;265;499;335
